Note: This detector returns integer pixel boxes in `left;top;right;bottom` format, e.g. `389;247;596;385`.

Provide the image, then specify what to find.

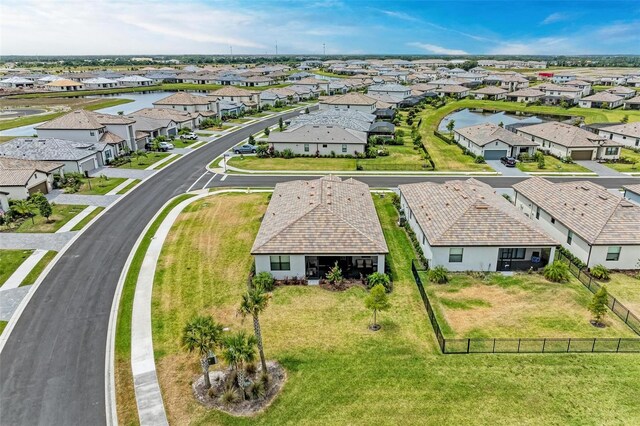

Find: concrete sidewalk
576;161;624;177
1;250;48;290
0;287;31;321
47;192;119;207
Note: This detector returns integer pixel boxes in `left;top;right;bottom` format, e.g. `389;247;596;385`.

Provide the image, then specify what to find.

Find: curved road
1;107;638;424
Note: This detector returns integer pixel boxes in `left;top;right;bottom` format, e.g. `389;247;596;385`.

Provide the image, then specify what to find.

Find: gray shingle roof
251;176;388;255
0;138;101;161
399;179;558;247
269;124;367;145
513;177;640;245
287;109;375;133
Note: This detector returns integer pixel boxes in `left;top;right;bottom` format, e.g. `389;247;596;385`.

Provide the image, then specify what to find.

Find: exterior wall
105;124;136;151
1;185;29;201
579;99;623;109
431;246;500;271
0;193;9;211
254;254;306;280
597;129;640;149
589;245;640;270
271;141;365;156
37;128;102;143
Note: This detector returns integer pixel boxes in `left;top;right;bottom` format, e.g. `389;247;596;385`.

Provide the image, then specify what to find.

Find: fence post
492;339;496;353
612;299;616;312
542;338;546;353
467;339;471;354
591;338;597;352
625;310;630;323
616;338;622;353
567;338;571;352
517;339;521;353
442;339;446;354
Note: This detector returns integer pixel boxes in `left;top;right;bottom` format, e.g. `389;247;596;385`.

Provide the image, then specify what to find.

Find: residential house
454;123;538;159
242;76;273;87
83;77;119;89
471;86;508;100
585;122;640;149
295;77;330;94
208;87;260;108
600;75;627;86
268;124;367;156
286;109;377;134
515;121;621;161
623;96;640;110
320;92;379;113
623;184;640;205
536;83;582;105
551;74;576;84
117;75;154;87
506;88;545;103
563;80;592;97
35;109;137;152
399;179;557;272
605;86;636;99
251;176;388;282
0;76;35;88
367;83;411;100
152;92;215;114
0;138;103;173
131;108;199;130
435;85;470;99
579;92;624;109
0;157;64;200
45;79;84;91
128;115;177;143
513;178;640;270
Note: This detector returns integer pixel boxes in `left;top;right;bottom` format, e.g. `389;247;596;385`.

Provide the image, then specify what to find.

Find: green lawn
0;136;22;144
148;193;640;425
423;272;636;338
516;155;592;173
19;251;57;286
115;194;196;426
0;249;33;284
604;148;640;173
171;138;197;149
0;98;134;131
116;179;141;195
116;152;169;169
599;273;640;315
203;124;235;131
226;117;252;124
14;204;87;233
0;321;7;335
71;207;105;231
75;177;127;195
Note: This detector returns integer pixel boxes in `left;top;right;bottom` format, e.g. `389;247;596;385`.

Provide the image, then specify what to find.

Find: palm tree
239;288;270;373
182;315;224;389
11;199;36;223
222;331;257;397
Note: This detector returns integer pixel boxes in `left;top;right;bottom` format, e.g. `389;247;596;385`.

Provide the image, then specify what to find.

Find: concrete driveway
487;160;528;176
575;161;623;176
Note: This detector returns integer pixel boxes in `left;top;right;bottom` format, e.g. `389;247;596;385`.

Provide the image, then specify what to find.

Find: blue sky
1;0;639;55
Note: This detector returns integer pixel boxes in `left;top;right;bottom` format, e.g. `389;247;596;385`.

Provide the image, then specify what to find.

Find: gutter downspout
585;245;593;269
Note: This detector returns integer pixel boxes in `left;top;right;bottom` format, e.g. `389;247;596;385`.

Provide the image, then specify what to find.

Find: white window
449;248;464;263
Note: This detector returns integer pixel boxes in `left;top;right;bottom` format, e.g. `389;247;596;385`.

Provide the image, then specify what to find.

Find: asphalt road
1;107;638;425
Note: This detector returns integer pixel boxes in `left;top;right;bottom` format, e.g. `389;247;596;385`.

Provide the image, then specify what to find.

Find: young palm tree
182;315;224;389
239;288;270;373
222;331;257;397
11;199;36;223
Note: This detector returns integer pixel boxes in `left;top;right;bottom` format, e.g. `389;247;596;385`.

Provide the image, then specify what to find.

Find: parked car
159;141;174;150
181;132;198;140
233;144;257;154
500;156;516;167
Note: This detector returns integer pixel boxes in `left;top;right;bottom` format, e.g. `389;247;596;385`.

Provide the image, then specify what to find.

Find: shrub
474;155;485;164
245;362;257;376
590;264;610;280
252;272;275;291
264;127;270;136
220;388;240;405
326;262;343;284
543;261;570;283
282;148;294;159
390;192;400;209
366;272;392;292
427;266;449;284
247;381;266;400
557;246;586;269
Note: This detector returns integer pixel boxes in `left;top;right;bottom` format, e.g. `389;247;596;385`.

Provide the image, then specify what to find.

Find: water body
0;91;197;137
438;108;546;132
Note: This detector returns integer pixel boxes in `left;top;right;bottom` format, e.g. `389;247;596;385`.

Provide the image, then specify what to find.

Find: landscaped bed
0;249;33;284
423;272;636;339
145;192;640;425
516;155;592;173
599;273;640;315
8;204;87;233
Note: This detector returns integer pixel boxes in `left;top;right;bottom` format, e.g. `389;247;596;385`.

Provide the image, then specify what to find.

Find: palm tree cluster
182;282;272;403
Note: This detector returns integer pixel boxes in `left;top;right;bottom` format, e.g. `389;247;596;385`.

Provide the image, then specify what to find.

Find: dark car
233;144;257;154
500;156;516;167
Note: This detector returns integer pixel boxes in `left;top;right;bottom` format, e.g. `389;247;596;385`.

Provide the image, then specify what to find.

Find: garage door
570;150;593;161
79;158;97;173
484;149;508;160
28;181;48;195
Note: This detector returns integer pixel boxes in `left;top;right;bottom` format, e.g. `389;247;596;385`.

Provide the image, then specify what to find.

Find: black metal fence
556;252;640;336
411;260;640;354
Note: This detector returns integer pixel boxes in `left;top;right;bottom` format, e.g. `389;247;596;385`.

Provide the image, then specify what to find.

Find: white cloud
408;42;468;55
487;37;576;55
542;12;569;24
378;9;421;23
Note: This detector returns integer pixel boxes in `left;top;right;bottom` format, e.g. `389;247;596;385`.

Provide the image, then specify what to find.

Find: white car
181;132;198;140
158;141;174;150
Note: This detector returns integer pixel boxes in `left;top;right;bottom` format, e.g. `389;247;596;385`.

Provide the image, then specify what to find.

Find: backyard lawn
19;251;57;286
146;192;640;425
14;204;87;233
0;250;33;284
116;152;169;169
423;272;636;338
76;177;127;195
604;148;640;173
600;273;640;315
516;155;593;173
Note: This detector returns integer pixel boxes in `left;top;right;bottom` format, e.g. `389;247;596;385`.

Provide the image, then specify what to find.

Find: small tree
365;284;391;331
325;261;343;284
590;264;610;280
498;121;504;128
39;200;53;222
621;115;629;124
264;127;270;136
278;117;284;131
446;119;455;136
182;315;224;389
222;331;257;398
248;135;255;145
589;286;608;326
239;288;271;374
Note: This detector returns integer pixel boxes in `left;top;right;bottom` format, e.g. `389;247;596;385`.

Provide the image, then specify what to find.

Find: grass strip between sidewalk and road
114;193;196;426
71;207;105;231
19;251;58;287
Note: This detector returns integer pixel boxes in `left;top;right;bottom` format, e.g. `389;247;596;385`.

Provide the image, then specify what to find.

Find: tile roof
99;131;125;144
269;124;367;145
435;85;469;93
471;86;508;95
321;92;377;106
45;78;83;87
251;176;388;255
508;88;545;97
131;108;195;123
581;92;624;103
624;184;640;197
625;95;640;105
456;123;537;147
597;122;640;138
516;122;619;148
36;109;134;130
153;92;211;106
0;157;63;186
399;179;557;247
513;177;640;245
287;109;375;133
209;86;257;97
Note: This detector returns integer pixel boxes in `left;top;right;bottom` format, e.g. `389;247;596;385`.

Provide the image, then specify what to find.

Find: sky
1;0;639;56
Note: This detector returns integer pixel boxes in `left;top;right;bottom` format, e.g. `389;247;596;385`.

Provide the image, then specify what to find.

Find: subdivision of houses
454;123;538;159
251;176;389;283
399;179;558;272
513;177;640;270
515;121;622;161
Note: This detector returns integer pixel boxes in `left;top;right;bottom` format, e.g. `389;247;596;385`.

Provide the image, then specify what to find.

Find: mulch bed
192;361;286;417
319;279;367;292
